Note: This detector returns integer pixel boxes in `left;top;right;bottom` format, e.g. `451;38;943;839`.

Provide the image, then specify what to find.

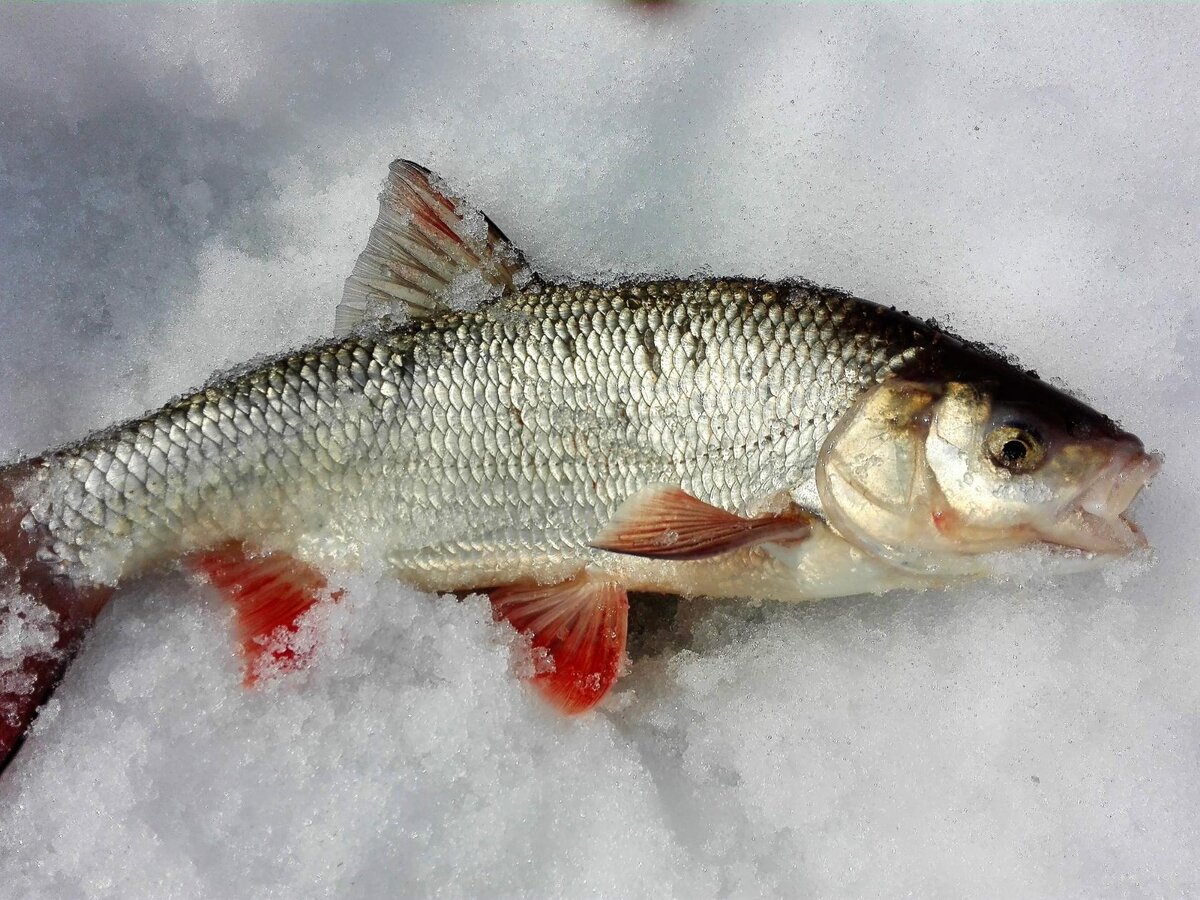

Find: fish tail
0;462;112;772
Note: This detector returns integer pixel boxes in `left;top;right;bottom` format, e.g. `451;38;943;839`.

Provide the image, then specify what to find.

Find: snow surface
0;5;1197;897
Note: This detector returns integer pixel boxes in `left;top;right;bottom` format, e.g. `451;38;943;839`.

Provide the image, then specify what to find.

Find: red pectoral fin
590;485;812;560
489;574;629;715
189;543;339;686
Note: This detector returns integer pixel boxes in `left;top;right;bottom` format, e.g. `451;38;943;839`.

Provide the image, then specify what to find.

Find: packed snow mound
0;5;1197;897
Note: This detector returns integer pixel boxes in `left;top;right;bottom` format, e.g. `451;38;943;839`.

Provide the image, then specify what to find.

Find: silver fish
0;161;1160;764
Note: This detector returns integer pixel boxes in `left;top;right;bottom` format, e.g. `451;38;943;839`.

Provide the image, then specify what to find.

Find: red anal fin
590;485;812;561
189;542;339;686
489;574;629;715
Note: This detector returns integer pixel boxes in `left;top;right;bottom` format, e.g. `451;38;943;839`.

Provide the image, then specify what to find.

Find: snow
0;5;1197;896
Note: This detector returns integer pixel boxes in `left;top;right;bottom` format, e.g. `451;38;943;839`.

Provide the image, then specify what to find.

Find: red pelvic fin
189;542;339;686
0;462;113;771
590;485;812;560
489;574;629;715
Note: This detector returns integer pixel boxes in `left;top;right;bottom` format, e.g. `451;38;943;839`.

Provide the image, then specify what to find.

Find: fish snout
1053;438;1161;554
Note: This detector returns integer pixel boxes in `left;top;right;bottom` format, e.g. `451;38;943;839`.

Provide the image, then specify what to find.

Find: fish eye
985;425;1045;473
1001;439;1027;462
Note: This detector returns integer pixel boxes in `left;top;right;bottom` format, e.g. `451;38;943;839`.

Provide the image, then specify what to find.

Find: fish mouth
1042;447;1162;555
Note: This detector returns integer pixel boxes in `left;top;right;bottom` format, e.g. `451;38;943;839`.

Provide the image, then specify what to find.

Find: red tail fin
0;463;112;772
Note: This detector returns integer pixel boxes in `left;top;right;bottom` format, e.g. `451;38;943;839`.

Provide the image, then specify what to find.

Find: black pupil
1001;439;1028;462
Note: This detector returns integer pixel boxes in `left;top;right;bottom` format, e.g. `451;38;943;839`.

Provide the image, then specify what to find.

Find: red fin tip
489;573;629;715
189;542;338;686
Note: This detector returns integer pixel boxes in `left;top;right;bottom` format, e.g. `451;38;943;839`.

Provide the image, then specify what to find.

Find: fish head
815;372;1160;575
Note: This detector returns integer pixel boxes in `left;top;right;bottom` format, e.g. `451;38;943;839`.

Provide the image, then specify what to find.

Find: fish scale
18;281;922;592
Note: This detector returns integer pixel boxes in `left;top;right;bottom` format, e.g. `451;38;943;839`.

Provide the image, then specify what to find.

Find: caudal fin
0;463;112;772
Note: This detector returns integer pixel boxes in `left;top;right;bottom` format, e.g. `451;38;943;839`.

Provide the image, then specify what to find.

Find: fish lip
1043;448;1161;555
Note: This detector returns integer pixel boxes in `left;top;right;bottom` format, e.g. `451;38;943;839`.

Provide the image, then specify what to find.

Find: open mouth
1045;448;1162;554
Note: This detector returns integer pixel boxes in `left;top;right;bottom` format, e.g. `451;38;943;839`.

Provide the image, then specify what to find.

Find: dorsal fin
335;160;531;335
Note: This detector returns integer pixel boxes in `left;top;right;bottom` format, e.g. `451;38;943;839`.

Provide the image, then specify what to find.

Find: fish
0;160;1160;767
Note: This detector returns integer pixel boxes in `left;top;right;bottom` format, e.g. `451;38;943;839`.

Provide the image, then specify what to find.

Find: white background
0;6;1196;897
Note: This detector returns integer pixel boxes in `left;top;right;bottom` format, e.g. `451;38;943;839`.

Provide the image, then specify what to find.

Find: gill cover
815;380;1024;574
